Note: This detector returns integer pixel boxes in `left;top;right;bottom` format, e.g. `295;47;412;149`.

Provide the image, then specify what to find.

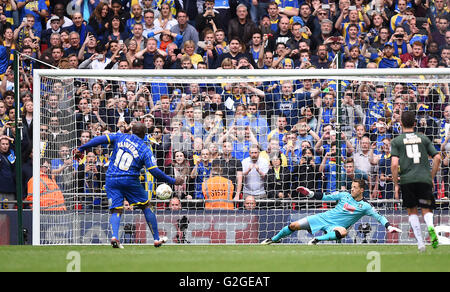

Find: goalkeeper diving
261;179;402;245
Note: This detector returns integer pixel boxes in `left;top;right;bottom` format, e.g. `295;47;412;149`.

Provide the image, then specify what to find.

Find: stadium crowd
0;0;449;210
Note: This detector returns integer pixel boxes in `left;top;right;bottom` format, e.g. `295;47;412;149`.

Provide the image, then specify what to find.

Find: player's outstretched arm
148;167;184;185
78;135;111;152
365;205;402;233
296;186;343;201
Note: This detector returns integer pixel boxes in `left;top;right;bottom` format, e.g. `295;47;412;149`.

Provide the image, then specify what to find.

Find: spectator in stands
243;194;256;210
26;159;66;211
46;3;73;30
341;157;369;197
127;23;147;52
0;135;15;208
266;152;291;200
169;150;190;199
227;4;257;45
190;147;211;199
202;159;235;210
293;146;321;195
170;10;199;50
154;2;178;31
196;0;222;34
219;140;243;200
105;15;128;42
169;196;182;210
400;41;428;68
17;0;48;38
87;2;110;39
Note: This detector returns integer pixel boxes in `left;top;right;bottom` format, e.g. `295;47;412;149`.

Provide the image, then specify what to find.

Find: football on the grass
156;184;173;200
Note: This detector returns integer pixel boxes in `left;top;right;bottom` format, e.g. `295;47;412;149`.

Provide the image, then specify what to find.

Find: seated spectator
243;195;256;210
87;2;110;39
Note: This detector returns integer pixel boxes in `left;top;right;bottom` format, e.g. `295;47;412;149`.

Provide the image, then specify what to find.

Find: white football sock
423;212;434;228
409;214;424;246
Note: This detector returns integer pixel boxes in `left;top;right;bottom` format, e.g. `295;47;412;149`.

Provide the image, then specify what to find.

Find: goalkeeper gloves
296;186;314;198
387;226;402;233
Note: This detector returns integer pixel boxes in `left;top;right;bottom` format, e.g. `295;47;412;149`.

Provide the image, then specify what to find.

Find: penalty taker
261;179;402;245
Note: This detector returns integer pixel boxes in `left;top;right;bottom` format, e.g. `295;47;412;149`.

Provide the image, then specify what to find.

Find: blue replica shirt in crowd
194;161;211;199
308;191;389;235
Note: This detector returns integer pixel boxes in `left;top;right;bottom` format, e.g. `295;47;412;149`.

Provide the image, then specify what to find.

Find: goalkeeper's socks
110;213;122;240
272;225;294;242
143;207;160;241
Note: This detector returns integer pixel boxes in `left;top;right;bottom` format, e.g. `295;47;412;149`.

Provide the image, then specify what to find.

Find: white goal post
32;68;450;246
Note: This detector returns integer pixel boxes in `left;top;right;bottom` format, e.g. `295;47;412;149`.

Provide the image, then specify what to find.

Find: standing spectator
202;159;235;210
242;144;269;199
126;4;144;34
170;10;199;50
154;2;178;31
227;4;257;45
46;3;73;30
219;140;243;200
195;0;223;34
0;136;15;209
68;12;88;44
86;2;110;39
190;148;211;199
169;150;190;199
266;152;291;200
292;146;321;195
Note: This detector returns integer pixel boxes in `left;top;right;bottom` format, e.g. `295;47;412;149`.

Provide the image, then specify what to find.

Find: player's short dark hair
352;179;366;190
401;111;416;128
132;122;146;139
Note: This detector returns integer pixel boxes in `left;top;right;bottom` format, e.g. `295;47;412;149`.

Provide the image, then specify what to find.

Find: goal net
32;68;450;245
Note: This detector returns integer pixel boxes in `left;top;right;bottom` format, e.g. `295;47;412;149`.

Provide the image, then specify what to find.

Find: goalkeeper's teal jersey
308;192;388;235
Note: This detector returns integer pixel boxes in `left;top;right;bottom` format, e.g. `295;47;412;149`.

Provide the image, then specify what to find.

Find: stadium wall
1;209;449;245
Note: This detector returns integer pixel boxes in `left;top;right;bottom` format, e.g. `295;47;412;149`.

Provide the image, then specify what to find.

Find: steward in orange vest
202;160;235;210
25;160;66;211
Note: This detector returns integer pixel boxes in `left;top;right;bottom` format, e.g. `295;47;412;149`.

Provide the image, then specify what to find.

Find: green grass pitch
1;245;449;272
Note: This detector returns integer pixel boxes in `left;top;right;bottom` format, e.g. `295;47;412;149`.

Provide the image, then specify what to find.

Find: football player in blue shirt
261;179;401;245
74;122;183;248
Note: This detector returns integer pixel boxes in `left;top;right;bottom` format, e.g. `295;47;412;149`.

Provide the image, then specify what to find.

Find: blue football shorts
105;177;149;209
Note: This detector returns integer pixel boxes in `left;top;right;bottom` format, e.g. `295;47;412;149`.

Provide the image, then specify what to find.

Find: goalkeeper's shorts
105;178;148;209
306;214;340;235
